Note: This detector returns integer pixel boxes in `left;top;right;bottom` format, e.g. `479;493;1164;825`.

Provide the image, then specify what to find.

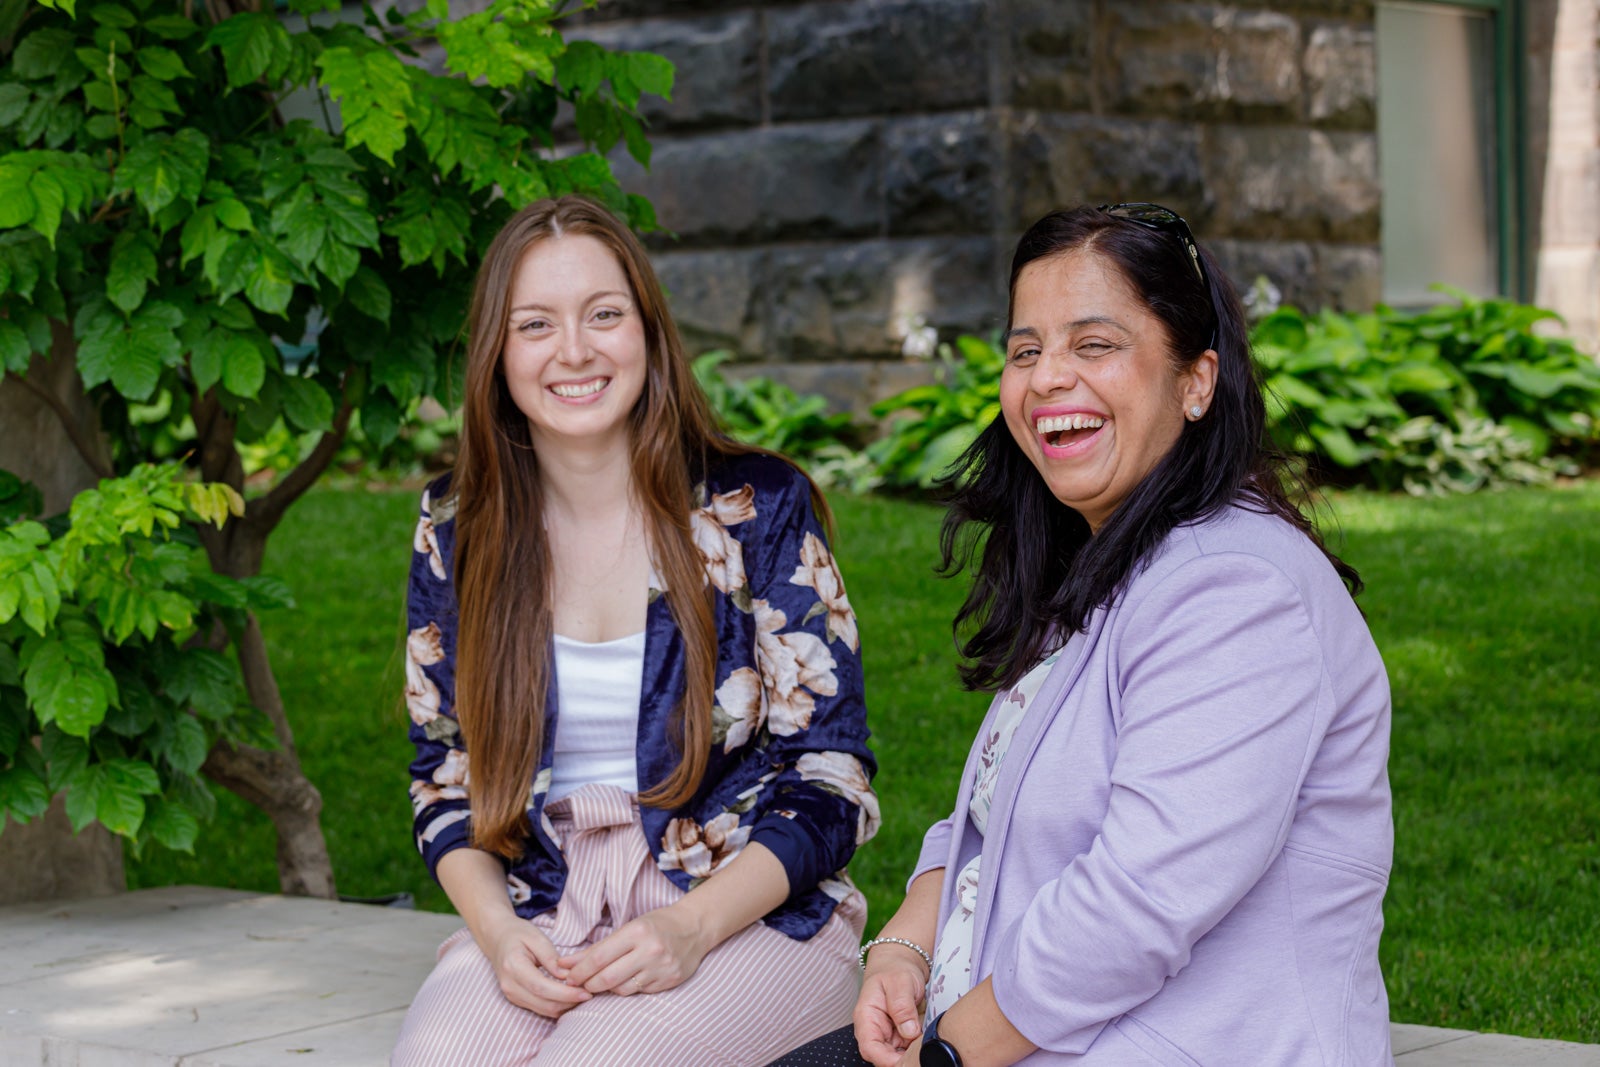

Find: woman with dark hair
773;204;1392;1067
392;196;878;1065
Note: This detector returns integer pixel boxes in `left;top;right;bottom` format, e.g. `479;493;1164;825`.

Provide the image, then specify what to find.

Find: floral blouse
926;641;1070;1017
404;451;880;940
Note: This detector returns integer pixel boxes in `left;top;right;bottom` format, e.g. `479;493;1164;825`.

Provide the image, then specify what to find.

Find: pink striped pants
391;785;866;1066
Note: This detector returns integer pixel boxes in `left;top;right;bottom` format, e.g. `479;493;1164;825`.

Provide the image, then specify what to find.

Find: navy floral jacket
404;452;879;940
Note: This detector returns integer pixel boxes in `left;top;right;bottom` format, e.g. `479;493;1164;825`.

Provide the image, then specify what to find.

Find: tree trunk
0;338;124;904
189;389;350;900
201;620;335;896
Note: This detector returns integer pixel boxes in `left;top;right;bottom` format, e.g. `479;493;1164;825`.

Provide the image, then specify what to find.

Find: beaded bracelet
858;936;933;972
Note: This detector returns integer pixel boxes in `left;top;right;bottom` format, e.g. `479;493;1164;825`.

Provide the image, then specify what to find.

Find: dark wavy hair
939;206;1361;692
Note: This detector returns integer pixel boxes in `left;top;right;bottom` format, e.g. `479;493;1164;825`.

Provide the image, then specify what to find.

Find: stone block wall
568;0;1382;409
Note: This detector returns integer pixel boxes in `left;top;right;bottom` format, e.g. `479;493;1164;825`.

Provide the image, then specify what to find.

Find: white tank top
547;631;645;802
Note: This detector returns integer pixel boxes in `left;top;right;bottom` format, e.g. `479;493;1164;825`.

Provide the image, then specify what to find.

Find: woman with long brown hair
392;196;878;1065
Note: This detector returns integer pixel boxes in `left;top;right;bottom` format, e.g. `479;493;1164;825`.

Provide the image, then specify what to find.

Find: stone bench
1;886;1595;1065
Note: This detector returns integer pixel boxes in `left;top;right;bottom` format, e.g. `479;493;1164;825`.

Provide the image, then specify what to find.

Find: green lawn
129;482;1600;1041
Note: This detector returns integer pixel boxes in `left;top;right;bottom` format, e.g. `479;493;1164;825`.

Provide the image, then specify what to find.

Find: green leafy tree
0;0;671;894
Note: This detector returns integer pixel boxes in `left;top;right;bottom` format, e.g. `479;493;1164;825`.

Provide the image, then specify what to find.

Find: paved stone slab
0;887;460;1067
2;888;1596;1066
1397;1031;1600;1065
1394;1022;1477;1055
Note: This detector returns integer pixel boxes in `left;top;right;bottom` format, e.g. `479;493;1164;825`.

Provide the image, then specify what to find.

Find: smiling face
1001;249;1216;532
500;234;649;456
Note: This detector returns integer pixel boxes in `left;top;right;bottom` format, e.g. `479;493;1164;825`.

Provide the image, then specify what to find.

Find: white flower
715;667;765;753
414;489;447;581
752;600;838;736
789;532;860;652
410;778;466;814
404;622;445;725
691;484;757;595
797;751;881;845
657;812;750;879
507;873;532;905
434;748;469;787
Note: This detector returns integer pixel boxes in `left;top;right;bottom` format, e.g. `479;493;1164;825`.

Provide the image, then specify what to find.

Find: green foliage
0;0;673;476
857;291;1600;495
0;1;672;853
690;351;874;492
867;335;1003;490
1255;289;1600;494
0;465;274;853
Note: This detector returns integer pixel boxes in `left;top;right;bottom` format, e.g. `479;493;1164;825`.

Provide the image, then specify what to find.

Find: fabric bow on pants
392;784;867;1067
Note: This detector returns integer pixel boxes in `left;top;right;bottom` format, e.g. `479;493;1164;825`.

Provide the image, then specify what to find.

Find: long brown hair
451;196;808;859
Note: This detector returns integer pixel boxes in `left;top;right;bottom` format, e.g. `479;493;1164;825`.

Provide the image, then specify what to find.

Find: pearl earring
1189;405;1204;420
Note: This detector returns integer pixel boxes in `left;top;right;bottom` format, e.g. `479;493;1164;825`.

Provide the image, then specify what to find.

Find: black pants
766;1024;872;1066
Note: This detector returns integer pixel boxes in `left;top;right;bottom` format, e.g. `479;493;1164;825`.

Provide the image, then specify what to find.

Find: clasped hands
481;903;710;1018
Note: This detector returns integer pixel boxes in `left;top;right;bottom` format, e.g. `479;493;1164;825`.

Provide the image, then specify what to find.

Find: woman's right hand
854;943;929;1067
479;915;593;1018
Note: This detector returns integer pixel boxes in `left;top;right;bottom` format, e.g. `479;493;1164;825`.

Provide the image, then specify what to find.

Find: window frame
1377;0;1525;301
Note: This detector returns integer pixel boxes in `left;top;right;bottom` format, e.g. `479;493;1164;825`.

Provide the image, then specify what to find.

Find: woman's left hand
894;1036;923;1067
558;903;710;995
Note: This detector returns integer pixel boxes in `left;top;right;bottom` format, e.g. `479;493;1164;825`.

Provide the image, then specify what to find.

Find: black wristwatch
919;1010;964;1067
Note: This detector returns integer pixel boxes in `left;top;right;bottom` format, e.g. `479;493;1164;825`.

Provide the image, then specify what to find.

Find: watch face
919;1037;960;1067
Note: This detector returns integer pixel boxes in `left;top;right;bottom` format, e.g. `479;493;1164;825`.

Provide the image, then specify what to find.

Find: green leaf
95;769;148;835
0;320;32;373
556;41;606;97
138;46;192;81
42;727;88;791
314;237;359;287
360;388;401;449
106;230;158;312
0;750;50;823
165;648;237;718
345;265;391;324
116;128;209;215
281;376;334;432
624;51;674;100
77;303;186;401
12;29;76;80
316;46;413;164
238;574;294;611
207;12;292;88
620;112;651;169
0;165;37;229
243;244;296;316
221;333;266;397
278;198;328;268
26;170;66;244
105;757;161;795
318;193;378;252
144;15;201;40
164;714;209;775
63;764;102;831
89;3;137;29
146;796;199;851
0;84;32;126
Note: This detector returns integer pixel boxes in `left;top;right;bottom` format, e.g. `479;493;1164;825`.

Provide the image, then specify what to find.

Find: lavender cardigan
914;503;1394;1066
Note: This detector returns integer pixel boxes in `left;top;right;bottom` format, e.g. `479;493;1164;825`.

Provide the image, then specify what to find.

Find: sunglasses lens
1104;203;1180;226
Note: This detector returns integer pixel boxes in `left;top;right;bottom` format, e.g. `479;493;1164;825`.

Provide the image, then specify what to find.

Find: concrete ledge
0;887;1596;1065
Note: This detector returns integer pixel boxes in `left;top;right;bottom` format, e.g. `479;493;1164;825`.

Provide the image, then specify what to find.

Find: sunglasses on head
1098;201;1216;346
1098;202;1208;285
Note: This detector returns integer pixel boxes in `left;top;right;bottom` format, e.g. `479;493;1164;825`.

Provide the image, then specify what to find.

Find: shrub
861;291;1600;496
691;352;877;493
1255;289;1600;494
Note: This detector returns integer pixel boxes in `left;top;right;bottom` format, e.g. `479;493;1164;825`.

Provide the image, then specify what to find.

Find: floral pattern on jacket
404;452;877;940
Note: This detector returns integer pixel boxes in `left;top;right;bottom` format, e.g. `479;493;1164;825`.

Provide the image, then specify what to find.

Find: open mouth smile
1035;412;1106;450
550;377;610;399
